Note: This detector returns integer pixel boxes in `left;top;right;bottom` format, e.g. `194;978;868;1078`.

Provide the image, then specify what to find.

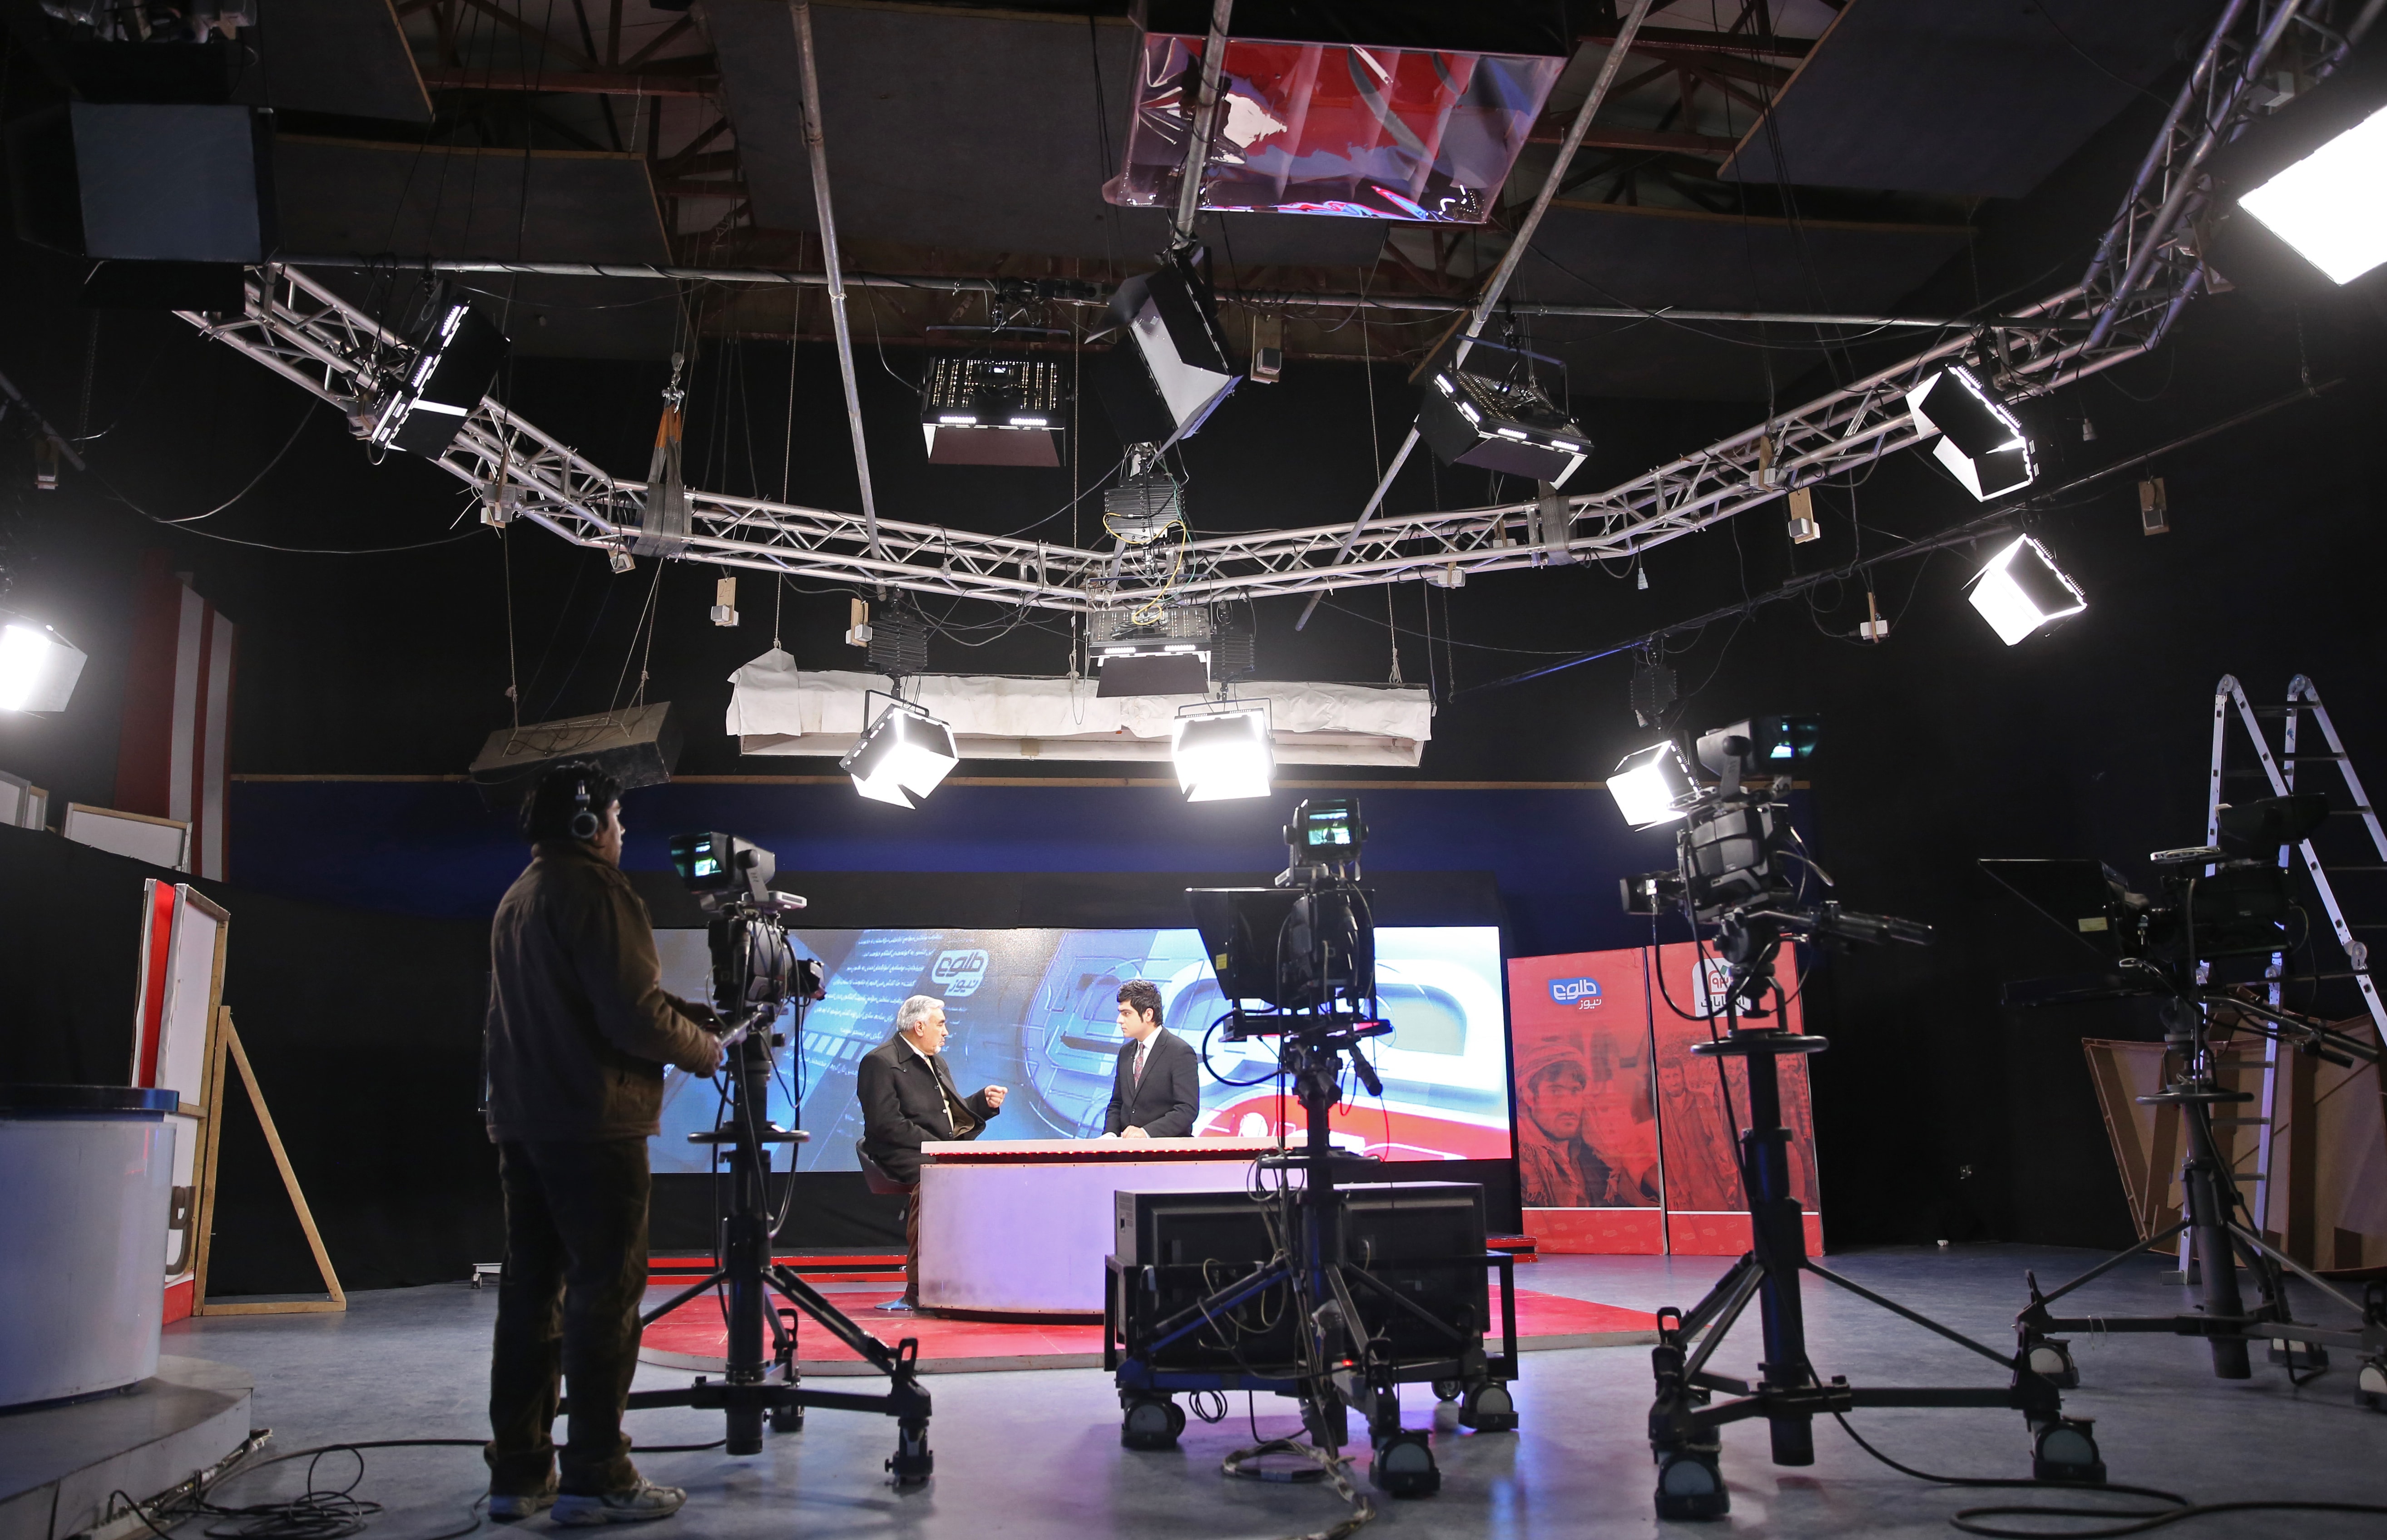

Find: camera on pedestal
1108;798;1518;1506
604;833;936;1485
1613;722;2101;1521
1985;795;2386;1403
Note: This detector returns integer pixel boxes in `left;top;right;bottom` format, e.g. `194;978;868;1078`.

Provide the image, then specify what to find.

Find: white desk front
916;1138;1283;1317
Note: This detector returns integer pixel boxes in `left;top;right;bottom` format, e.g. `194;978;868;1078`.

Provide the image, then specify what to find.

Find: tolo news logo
1548;976;1603;1009
931;949;990;998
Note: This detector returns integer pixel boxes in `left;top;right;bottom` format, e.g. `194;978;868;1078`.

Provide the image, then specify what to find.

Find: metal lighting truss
176;1;2343;613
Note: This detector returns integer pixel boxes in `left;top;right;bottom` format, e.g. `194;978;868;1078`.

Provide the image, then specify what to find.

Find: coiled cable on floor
1222;1438;1375;1540
1832;1412;2387;1537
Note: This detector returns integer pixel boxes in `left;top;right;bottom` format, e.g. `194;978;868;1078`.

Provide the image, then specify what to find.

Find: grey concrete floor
159;1246;2386;1539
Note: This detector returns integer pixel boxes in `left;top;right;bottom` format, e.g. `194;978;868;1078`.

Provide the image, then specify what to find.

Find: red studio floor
639;1285;1658;1377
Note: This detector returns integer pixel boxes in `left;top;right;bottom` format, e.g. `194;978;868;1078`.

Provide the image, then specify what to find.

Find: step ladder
2204;674;2387;1252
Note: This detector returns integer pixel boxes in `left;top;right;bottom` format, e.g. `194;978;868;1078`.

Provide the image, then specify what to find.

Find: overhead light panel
1607;741;1699;829
1966;535;2085;646
841;701;959;808
0;616;87;713
2236;103;2387;285
1418;350;1589;487
371;299;509;459
919;356;1066;466
1171;708;1273;803
1905;366;2035;501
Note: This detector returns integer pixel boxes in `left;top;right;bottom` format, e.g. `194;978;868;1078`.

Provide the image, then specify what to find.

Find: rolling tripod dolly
602;832;934;1481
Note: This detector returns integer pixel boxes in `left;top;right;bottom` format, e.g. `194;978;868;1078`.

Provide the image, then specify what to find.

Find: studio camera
667;832;820;1030
1189;795;1380;1043
1612;719;1930;1017
1982;793;2328;990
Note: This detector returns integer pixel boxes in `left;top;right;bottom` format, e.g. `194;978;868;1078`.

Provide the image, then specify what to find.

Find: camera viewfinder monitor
670;832;776;901
1288;796;1365;859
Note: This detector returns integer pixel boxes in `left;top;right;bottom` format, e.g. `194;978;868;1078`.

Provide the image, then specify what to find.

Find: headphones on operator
567;773;602;841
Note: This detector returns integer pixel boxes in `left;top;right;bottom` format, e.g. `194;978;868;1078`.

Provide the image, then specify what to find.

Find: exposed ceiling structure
225;0;2201;394
10;0;2364;621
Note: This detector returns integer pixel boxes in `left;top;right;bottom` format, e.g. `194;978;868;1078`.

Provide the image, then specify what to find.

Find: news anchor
1099;980;1199;1139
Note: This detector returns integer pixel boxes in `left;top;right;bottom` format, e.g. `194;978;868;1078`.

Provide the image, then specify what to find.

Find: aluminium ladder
2204;674;2387;1254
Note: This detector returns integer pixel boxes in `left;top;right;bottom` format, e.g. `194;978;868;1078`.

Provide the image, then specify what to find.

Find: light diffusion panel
651;926;1511;1172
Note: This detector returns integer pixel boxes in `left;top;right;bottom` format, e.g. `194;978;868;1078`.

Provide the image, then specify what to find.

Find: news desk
916;1137;1281;1318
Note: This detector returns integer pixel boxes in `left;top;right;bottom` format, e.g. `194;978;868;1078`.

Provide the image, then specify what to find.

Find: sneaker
552;1480;687;1527
487;1481;557;1522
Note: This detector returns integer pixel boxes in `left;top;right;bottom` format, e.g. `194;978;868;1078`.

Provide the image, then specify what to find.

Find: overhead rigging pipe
793;0;881;561
1294;0;1658;630
1171;0;1236;246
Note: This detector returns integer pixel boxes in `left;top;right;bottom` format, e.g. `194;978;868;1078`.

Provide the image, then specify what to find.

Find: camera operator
482;762;725;1526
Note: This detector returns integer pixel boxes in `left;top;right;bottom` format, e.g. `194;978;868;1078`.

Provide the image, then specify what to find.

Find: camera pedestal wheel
1457;1379;1516;1431
1120;1395;1185;1450
1368;1429;1439;1497
2030;1417;2105;1483
1653;1443;1729;1520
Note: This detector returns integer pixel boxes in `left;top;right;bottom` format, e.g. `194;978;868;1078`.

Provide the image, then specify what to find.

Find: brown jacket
484;839;718;1142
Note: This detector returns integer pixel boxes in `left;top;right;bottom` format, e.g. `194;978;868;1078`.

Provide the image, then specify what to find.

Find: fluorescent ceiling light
0;619;88;713
2239;104;2387;285
1172;710;1273;803
1607;741;1698;829
839;704;959;808
1966;535;2086;646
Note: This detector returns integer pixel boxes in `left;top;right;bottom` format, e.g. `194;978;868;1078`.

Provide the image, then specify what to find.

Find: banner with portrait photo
1507;943;1822;1255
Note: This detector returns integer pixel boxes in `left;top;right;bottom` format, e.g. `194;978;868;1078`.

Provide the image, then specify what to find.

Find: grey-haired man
856;995;1007;1308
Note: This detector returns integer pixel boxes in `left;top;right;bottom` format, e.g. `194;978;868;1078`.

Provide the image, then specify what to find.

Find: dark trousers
903;1191;919;1307
487;1138;650;1497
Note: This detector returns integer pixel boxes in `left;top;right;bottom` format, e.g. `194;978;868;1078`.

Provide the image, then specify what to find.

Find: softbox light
371;300;509;459
841;703;959;808
919;355;1065;466
1101;247;1237;446
2238;104;2387;286
1905;366;2035;501
1607;740;1697;829
1966;535;2085;646
0;616;88;713
1416;355;1589;486
1171;709;1273;803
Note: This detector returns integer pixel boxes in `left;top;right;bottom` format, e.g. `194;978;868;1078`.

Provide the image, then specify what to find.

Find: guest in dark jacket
482;763;723;1526
857;995;1008;1308
1101;979;1200;1140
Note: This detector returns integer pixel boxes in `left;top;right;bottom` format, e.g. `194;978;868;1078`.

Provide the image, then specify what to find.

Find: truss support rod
1171;0;1233;244
1295;0;1657;631
793;0;881;561
273;256;1995;327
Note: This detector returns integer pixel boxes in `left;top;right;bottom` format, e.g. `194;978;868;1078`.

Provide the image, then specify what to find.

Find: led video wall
653;925;1511;1174
1507;943;1822;1255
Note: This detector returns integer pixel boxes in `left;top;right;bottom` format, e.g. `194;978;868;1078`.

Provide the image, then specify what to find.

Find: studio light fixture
1417;346;1590;487
1094;246;1238;448
1171;706;1273;803
2237;103;2387;285
1966;535;2086;646
1607;740;1699;829
1905;366;2036;501
0;615;87;713
370;298;509;459
918;356;1066;466
840;699;959;809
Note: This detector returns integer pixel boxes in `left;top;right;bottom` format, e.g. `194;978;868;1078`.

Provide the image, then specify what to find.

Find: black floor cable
109;1428;730;1540
1832;1413;2387;1538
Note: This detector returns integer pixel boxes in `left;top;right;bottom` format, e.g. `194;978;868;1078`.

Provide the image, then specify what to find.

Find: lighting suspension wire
792;0;882;561
1454;375;2341;699
1293;0;1661;633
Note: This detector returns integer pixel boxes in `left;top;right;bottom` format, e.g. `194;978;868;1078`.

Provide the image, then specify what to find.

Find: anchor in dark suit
1100;979;1200;1140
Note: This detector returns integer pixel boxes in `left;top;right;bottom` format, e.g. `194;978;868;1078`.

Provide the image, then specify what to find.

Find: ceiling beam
1527;120;1740;156
418;67;719;95
1576;25;1813;60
